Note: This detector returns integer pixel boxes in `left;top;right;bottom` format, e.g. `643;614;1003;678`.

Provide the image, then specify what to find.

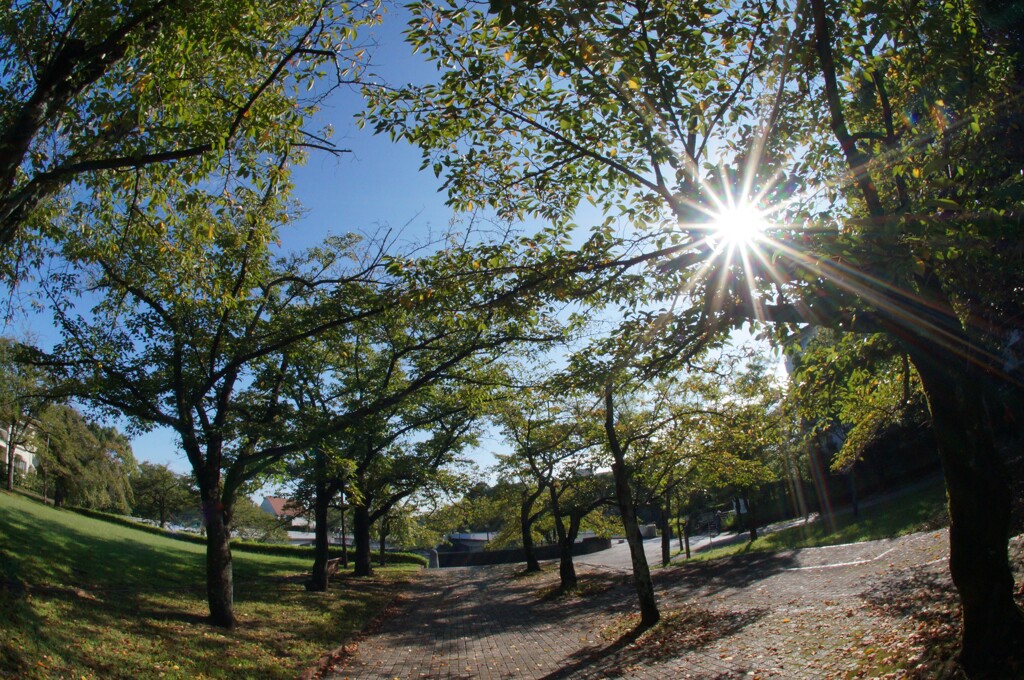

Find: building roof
261;496;305;518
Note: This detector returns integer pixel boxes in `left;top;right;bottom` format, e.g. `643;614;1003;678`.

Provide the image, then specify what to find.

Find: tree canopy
0;0;379;272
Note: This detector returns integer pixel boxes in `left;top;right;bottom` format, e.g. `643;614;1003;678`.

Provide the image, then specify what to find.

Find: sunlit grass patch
0;491;418;679
688;481;948;562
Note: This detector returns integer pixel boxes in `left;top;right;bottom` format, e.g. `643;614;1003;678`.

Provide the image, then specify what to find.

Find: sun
710;201;771;249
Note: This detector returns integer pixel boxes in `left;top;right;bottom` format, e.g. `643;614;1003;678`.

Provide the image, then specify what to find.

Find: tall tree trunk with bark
309;471;334;591
203;491;236;629
683;518;691;560
520;492;542;573
353;503;373;577
340;492;348;569
659;504;672;567
6;425;15;491
604;386;659;628
911;354;1024;675
548;485;577;592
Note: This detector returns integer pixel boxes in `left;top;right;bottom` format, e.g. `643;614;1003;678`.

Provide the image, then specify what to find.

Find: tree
601;382;662;627
787;330;930;506
494;386;595;575
346;392;480;577
34;403;136;512
778;4;1024;669
367;2;1024;670
273;255;566;588
131;462;195;528
546;467;613;592
36;183;395;627
0;339;49;491
0;0;378;265
7;0;380;630
230;497;289;543
492;456;550;573
498;386;609;589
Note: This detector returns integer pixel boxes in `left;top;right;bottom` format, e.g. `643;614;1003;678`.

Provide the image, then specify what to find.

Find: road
326;530;958;679
575;523;793;570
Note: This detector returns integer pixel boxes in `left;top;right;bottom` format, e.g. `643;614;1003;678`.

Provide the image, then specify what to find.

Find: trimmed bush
62;505;428;566
377;551;429;567
65;506;208;545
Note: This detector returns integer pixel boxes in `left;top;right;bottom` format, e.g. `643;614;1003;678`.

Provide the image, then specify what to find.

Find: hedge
62;505;428;566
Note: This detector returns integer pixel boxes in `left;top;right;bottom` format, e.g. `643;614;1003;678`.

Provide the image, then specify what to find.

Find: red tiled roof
262;496;304;518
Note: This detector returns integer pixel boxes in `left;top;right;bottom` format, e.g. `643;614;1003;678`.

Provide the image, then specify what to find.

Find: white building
0;425;39;476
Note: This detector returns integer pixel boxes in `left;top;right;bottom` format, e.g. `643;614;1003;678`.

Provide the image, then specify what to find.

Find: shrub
62;505;428;566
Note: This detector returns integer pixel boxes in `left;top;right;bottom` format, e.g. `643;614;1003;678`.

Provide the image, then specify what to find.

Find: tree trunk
6;426;15;491
204;496;236;628
912;356;1024;676
549;485;577;592
613;464;659;627
745;497;758;542
353;503;373;577
521;496;541;573
849;466;859;518
605;386;659;628
310;475;332;592
683;519;691;560
379;528;387;566
560;514;582;592
340;480;348;569
659;504;671;567
556;530;576;591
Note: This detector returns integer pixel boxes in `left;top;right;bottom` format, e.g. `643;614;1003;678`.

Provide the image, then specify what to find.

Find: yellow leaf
626;78;640;90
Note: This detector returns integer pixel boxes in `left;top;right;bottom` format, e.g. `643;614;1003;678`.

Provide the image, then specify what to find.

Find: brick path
326;531;965;679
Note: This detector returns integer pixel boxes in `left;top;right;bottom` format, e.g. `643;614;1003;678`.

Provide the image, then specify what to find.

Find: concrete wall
437;536;611;568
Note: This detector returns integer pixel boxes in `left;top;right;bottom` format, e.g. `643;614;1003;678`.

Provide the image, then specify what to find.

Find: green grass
688;480;949;562
0;491;419;679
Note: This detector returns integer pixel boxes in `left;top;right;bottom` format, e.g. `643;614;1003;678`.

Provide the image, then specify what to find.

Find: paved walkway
325;530;967;679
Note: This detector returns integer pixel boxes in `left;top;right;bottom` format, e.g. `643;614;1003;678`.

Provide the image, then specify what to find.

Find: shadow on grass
1;500;204;591
1;493;413;678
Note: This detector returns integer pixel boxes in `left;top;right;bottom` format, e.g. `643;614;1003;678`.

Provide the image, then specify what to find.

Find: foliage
690;479;949;561
33;404;136;512
788;330;927;472
369;0;1024;667
130;462;195;527
231;496;290;543
0;0;380;273
0;338;51;491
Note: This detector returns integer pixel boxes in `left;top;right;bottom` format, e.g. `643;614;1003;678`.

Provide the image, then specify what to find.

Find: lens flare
711;202;770;249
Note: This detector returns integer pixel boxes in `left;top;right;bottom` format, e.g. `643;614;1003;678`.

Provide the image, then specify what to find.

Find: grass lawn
688;479;949;562
0;491;419;679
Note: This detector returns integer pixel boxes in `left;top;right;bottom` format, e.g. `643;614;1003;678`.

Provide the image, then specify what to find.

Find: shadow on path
541;605;769;679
